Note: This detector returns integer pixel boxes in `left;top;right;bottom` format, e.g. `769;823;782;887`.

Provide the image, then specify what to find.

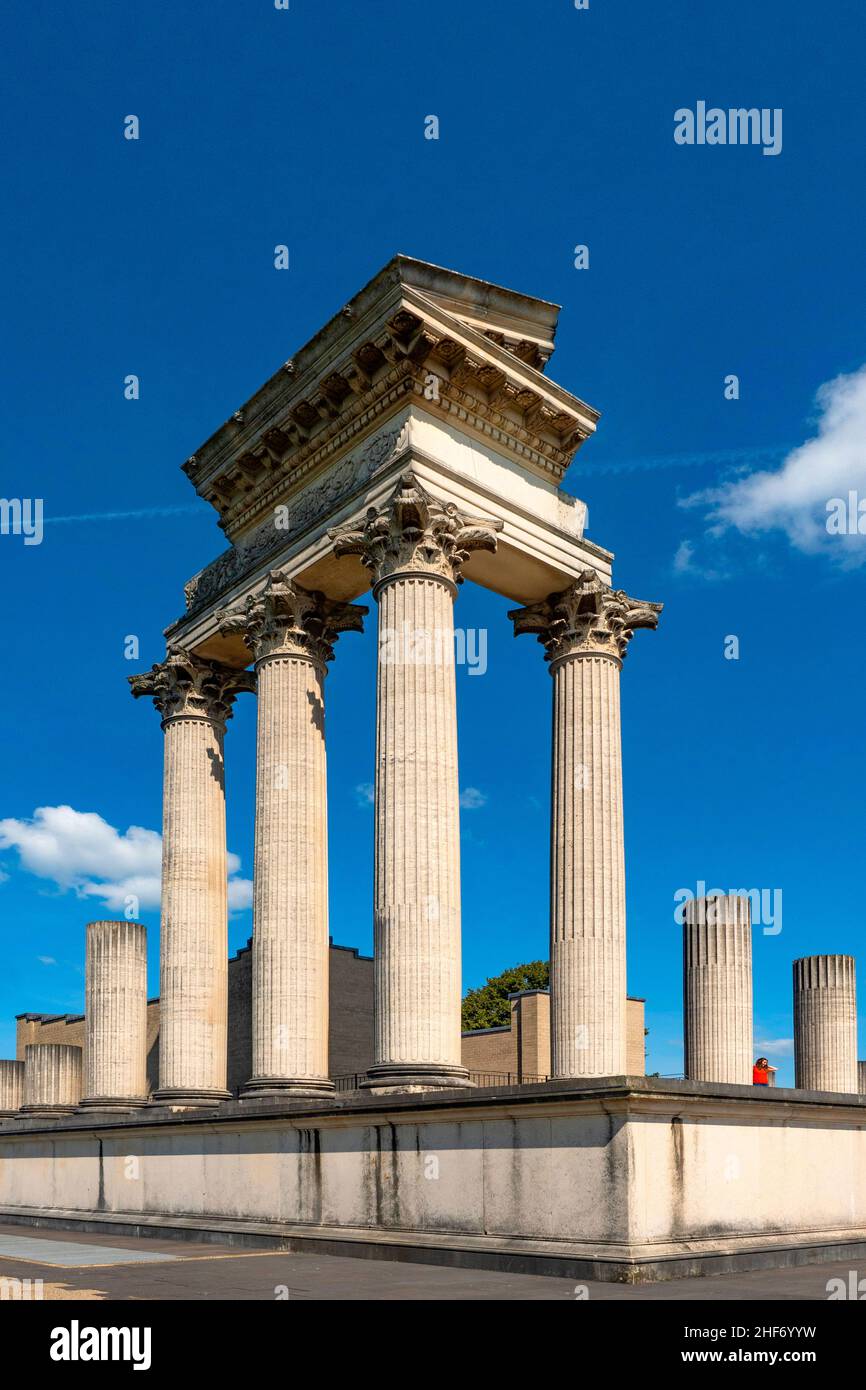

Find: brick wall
460;1025;517;1076
328;943;374;1078
461;992;648;1079
16;1013;85;1058
625;997;646;1074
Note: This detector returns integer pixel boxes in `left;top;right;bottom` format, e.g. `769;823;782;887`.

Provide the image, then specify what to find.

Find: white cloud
354;782;375;808
0;867;8;884
459;787;487;810
755;1036;794;1057
671;535;728;582
682;365;866;565
0;806;251;914
673;539;695;573
37;955;57;966
227;876;253;912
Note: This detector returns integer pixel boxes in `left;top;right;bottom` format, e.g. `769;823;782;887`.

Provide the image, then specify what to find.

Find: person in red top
753;1056;770;1085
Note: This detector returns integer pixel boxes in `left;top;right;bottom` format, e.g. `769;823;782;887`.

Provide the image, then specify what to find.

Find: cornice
181;262;599;542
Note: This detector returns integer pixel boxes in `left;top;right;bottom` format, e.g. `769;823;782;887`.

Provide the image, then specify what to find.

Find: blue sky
1;0;865;1083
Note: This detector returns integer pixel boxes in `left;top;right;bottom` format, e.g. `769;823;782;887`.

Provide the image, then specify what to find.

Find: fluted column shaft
81;920;148;1110
683;895;753;1084
218;573;365;1099
22;1044;82;1114
249;651;330;1092
330;471;502;1091
550;651;626;1075
511;571;662;1079
130;650;253;1106
859;1060;866;1096
0;1059;24;1115
159;713;229;1099
794;954;857;1093
372;572;464;1083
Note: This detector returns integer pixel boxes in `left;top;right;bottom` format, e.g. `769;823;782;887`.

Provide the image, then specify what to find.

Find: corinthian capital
217;570;367;665
129;649;255;723
509;570;662;664
328;470;502;589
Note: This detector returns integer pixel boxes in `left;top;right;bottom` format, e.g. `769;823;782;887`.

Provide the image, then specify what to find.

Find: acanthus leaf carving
217;570;367;665
328;469;502;589
128;649;255;723
509;570;662;664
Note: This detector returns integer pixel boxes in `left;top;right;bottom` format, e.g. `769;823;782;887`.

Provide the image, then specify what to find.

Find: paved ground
0;1224;855;1300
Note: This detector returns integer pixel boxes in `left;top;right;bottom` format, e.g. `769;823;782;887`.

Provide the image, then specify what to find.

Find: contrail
578;444;791;477
42;504;202;526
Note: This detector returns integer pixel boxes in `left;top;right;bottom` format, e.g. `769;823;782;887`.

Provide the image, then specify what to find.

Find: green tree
461;961;550;1031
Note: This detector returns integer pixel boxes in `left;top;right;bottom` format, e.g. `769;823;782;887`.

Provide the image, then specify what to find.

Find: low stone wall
1;1078;864;1281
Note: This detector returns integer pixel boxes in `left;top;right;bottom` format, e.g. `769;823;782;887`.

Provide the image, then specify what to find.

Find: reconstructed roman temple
2;258;865;1281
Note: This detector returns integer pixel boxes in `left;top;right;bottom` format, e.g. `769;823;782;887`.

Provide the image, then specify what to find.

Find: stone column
0;1060;25;1115
331;471;501;1091
793;955;858;1093
510;571;661;1077
130;649;254;1105
21;1044;82;1115
683;894;753;1084
80;920;148;1111
219;572;366;1098
859;1060;866;1096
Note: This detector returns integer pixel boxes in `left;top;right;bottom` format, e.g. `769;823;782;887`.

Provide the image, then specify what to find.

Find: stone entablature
172;256;605;638
174;413;608;641
182;257;598;545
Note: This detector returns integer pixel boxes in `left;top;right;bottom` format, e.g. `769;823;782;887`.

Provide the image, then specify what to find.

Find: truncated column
683;894;753;1084
21;1044;82;1115
0;1060;24;1115
80;920;148;1111
332;471;501;1091
220;572;365;1098
793;954;858;1093
510;572;661;1077
130;649;254;1105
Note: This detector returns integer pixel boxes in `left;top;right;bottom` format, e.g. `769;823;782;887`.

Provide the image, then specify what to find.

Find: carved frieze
183;423;409;616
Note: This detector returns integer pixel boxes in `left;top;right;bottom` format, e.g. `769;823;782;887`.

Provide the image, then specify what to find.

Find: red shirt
753;1064;769;1085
